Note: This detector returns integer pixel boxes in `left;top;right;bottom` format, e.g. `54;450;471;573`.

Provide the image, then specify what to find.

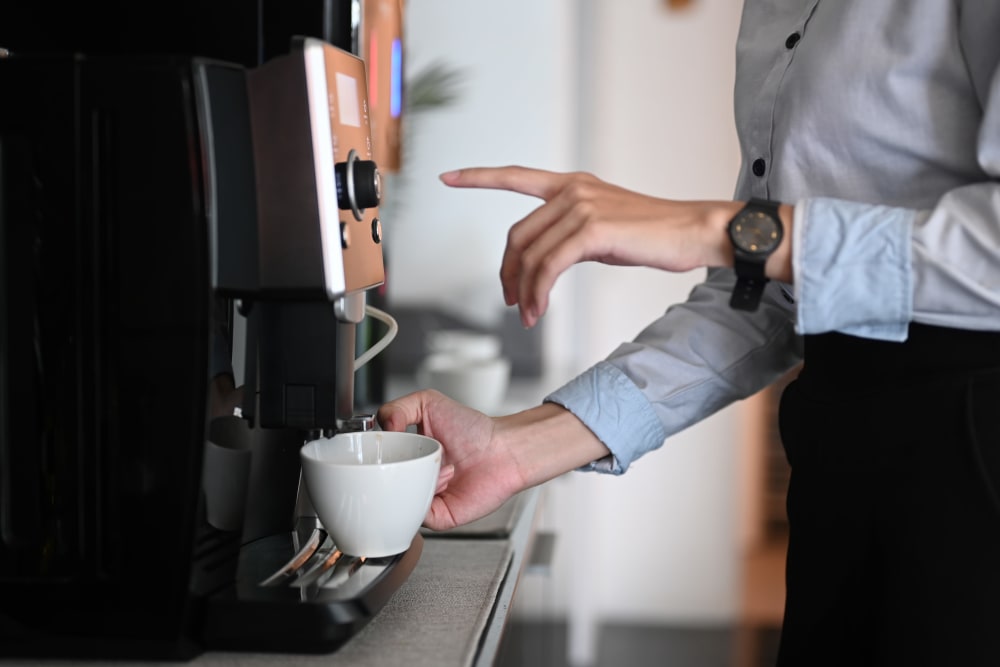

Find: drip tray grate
202;528;422;653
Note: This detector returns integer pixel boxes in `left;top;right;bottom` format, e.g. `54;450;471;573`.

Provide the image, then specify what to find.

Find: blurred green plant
379;58;465;218
405;59;466;113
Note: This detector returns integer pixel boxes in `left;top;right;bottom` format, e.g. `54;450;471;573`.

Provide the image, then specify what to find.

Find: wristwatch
727;198;783;312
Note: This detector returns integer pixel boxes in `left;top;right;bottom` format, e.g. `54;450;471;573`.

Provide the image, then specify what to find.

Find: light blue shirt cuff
545;361;667;475
794;197;914;341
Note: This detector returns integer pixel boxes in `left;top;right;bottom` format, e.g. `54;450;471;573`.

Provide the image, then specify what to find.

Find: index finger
439;165;565;200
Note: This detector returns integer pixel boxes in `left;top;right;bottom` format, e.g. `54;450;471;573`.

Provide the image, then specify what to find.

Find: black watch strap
729;263;767;311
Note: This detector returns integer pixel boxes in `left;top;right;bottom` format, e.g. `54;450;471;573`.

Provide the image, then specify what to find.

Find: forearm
489;200;797;482
494;402;610;489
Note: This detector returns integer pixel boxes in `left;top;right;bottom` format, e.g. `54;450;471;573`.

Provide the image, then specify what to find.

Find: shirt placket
746;0;821;200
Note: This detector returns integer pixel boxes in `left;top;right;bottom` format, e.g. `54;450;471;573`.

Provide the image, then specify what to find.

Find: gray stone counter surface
0;489;541;667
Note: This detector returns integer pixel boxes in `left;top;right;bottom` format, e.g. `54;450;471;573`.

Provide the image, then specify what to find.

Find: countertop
1;489;542;667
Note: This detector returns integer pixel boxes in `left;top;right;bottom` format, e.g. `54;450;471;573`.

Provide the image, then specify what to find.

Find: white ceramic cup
300;431;442;557
416;352;511;414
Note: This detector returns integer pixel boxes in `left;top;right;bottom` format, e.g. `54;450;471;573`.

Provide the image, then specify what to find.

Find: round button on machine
334;149;382;221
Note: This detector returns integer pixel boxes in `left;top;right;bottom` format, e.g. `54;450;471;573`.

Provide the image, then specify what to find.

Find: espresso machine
0;0;416;659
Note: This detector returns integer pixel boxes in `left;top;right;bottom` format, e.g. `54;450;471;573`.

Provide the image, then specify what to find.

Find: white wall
391;0;744;645
387;0;579;358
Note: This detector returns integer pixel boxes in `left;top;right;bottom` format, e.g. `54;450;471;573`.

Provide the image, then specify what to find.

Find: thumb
376;403;409;432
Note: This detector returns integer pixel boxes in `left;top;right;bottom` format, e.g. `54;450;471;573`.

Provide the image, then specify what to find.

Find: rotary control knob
334;149;381;221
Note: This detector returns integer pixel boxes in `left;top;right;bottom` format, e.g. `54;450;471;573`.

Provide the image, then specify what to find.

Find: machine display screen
336;72;362;127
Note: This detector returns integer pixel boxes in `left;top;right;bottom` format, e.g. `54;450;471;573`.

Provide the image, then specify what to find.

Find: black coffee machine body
0;1;413;659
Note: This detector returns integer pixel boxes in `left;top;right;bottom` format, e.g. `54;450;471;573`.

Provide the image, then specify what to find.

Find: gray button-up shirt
548;0;1000;474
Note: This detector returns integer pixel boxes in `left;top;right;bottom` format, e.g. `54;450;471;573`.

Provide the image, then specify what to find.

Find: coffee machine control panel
246;37;386;302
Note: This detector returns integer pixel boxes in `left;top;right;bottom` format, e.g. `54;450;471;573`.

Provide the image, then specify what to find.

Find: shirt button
785;32;801;49
752;158;766;177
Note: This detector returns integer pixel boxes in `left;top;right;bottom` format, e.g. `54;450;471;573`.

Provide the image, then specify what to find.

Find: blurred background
386;1;789;665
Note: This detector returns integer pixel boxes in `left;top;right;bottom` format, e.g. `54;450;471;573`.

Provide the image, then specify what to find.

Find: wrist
704;200;745;268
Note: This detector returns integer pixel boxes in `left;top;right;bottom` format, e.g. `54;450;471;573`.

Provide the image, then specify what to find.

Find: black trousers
775;324;1000;667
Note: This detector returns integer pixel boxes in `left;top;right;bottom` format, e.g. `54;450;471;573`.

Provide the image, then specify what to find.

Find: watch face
730;209;782;255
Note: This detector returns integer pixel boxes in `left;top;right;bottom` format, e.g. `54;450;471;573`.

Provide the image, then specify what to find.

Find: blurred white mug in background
418;330;511;414
425;329;502;361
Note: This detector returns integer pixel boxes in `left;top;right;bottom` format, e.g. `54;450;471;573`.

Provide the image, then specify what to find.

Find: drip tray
202;528;422;653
